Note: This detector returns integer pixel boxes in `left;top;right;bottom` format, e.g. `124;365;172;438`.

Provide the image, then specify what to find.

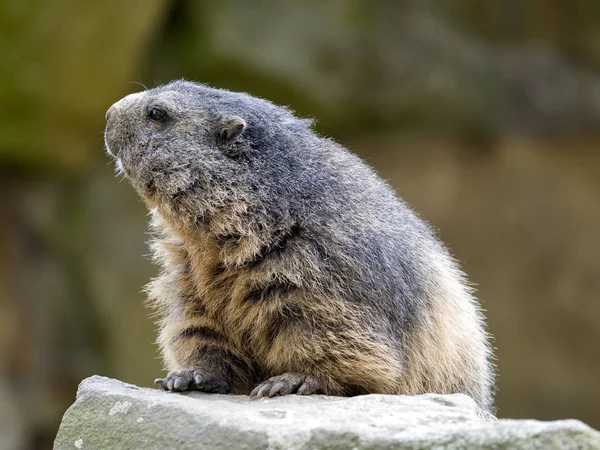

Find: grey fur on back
104;80;495;411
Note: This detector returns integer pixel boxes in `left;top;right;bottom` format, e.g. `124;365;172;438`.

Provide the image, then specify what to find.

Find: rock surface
54;376;600;449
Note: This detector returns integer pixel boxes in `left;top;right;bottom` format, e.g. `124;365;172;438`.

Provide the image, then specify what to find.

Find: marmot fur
104;80;495;411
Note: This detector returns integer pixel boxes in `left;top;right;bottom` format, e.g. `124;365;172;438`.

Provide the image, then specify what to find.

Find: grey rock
54;376;600;449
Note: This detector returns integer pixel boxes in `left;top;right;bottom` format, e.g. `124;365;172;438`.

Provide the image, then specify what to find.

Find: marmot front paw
250;373;323;398
154;369;230;393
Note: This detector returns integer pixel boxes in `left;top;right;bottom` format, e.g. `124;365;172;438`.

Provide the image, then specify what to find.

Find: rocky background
1;1;600;448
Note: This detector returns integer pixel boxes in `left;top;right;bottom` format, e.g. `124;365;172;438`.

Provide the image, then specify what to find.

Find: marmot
104;80;495;411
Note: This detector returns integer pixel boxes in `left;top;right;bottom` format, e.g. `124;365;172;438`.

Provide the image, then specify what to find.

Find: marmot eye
148;108;167;123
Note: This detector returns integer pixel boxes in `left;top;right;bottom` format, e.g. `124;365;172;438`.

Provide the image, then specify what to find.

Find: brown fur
148;208;403;396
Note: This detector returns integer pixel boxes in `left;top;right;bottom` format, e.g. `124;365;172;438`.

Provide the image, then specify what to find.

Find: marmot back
104;80;495;411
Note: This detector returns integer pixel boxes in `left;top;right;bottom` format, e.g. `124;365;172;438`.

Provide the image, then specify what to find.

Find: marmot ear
218;116;246;146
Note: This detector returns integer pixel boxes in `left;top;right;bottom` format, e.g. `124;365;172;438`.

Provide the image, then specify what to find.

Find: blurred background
1;0;600;448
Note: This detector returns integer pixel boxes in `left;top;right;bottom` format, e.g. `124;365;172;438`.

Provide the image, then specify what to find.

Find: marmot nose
105;105;115;121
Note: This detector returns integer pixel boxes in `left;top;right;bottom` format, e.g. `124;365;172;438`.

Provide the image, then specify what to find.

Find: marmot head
104;80;315;234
